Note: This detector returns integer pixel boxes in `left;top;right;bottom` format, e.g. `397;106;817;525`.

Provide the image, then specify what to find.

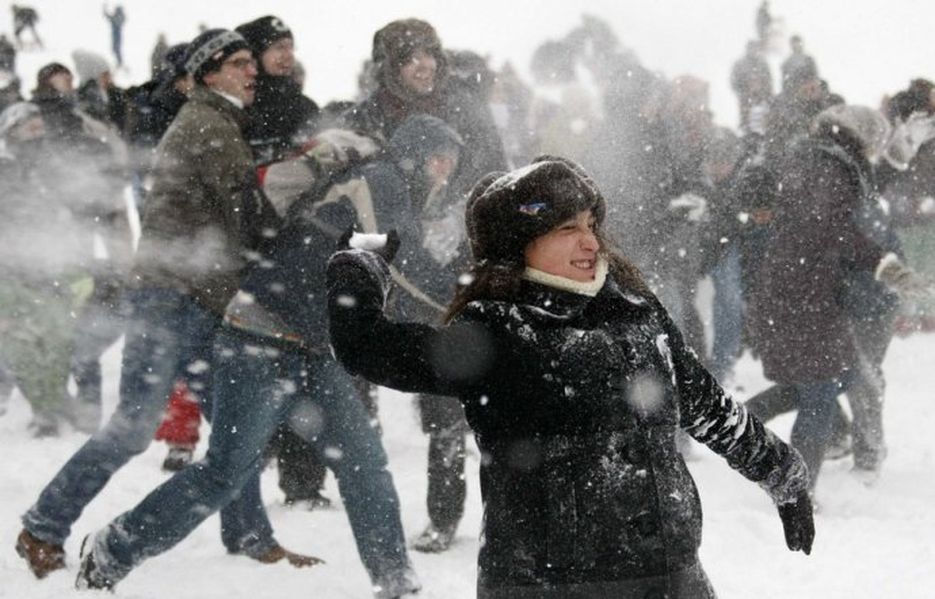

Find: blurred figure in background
730;40;773;135
103;4;126;68
11;4;42;49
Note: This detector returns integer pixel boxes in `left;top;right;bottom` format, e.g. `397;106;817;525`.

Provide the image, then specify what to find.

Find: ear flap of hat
465;171;507;261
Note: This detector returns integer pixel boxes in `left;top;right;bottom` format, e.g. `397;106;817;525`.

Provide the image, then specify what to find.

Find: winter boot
27;415;60;438
824;432;852;461
372;566;422;599
252;543;324;568
284;490;332;510
15;529;65;579
412;523;456;553
75;535;115;591
162;445;194;472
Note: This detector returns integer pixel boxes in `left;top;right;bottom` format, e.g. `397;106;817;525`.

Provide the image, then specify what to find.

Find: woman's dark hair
443;227;650;323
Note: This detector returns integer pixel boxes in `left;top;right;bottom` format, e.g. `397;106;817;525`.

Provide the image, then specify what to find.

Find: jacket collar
522;258;608;297
190;85;250;131
517;271;650;322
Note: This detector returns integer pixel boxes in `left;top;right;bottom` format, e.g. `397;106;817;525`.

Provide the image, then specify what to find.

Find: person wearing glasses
16;28;309;582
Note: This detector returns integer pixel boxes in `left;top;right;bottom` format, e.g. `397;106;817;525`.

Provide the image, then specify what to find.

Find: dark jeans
268;374;379;503
419;393;468;531
846;310;896;469
69;280;129;424
710;246;744;380
22;288;217;546
746;381;852;488
267;424;328;503
89;328;413;588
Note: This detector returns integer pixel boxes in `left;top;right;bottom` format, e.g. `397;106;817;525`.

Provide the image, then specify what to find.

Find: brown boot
15;529;65;579
253;543;324;568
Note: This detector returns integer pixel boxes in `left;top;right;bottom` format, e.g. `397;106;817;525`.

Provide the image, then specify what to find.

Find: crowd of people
1;3;934;598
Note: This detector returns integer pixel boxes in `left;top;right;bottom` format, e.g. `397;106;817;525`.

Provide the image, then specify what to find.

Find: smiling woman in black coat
327;156;814;599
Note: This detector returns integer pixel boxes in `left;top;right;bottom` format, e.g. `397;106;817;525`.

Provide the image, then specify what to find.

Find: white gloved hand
668;192;709;222
422;212;464;266
875;252;935;300
305;129;381;167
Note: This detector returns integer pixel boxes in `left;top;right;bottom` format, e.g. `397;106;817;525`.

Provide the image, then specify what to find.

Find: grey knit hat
184;28;250;82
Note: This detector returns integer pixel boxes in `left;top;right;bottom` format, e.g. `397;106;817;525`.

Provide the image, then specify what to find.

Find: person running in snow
326;156;815;598
14;28;290;579
11;5;41;49
746;105;934;491
69;114;461;599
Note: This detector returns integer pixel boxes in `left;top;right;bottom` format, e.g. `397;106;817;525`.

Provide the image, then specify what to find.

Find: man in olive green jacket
17;29;308;581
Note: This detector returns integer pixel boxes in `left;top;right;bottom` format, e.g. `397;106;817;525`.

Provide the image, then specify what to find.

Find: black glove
777;490;814;555
336;226;401;264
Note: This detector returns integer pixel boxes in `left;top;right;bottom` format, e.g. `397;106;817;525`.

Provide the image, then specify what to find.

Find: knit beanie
235;16;292;59
185;28;250;83
71;49;110;84
371;18;447;99
160;43;191;82
466;156;607;267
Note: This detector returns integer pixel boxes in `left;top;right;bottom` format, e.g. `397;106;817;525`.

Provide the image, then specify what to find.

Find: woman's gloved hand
778;489;814;555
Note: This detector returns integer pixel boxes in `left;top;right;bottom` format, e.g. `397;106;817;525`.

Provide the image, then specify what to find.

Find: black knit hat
157;43;190;83
465;156;607;267
235;16;292;58
185;28;250;83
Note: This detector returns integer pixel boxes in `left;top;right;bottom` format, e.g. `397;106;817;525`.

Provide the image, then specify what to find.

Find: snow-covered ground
2;330;934;598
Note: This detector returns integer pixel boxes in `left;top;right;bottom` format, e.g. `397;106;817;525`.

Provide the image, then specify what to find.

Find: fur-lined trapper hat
466;156;607;267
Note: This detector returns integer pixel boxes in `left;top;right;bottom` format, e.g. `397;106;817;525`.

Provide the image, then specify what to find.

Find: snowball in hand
348;232;389;251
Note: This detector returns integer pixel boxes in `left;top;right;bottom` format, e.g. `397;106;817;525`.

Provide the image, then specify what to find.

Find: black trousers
419;393;468;530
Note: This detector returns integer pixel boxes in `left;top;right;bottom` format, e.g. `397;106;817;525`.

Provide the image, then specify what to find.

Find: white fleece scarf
522;257;608;297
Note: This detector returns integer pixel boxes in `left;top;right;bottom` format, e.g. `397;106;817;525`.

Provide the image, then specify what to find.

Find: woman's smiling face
524;210;600;282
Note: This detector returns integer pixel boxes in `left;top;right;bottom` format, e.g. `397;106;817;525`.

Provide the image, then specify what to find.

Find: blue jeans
22;288;217;545
710;245;744;381
790;379;842;489
91;328;412;586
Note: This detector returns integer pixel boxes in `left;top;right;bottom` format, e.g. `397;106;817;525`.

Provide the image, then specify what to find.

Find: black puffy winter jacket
327;249;802;597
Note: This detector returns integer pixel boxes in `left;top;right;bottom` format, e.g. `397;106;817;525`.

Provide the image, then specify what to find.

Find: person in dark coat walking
327;156;814;598
747;105;929;489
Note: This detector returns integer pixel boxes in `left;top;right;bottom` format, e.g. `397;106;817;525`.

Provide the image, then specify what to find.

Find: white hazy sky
8;0;934;128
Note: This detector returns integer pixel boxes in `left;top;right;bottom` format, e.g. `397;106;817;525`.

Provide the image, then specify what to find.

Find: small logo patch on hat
518;202;547;215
